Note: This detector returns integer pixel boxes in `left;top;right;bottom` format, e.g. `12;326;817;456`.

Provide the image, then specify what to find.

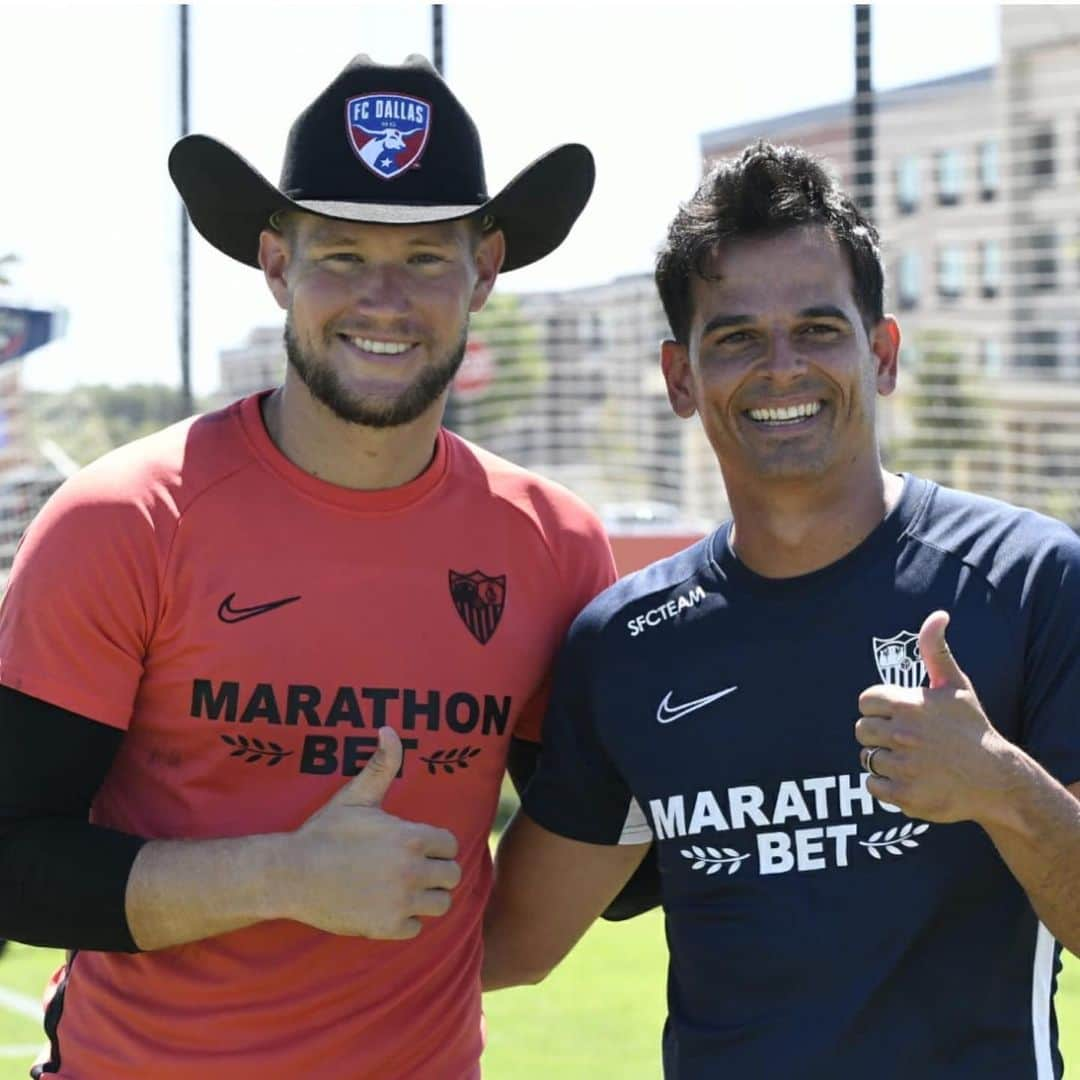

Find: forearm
977;749;1080;955
126;831;291;950
482;811;648;991
0;818;145;950
507;738;661;923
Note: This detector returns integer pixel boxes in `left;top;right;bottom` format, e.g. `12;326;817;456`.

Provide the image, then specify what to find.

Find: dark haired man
0;55;616;1078
483;143;1080;1078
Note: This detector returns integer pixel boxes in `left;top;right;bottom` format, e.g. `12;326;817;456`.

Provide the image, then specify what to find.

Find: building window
896;156;919;214
935;149;963;205
1023;231;1058;292
978;240;1002;298
1016;329;1059;369
1030;127;1055;186
978;339;1004;376
977;141;999;199
896;252;921;309
937;247;964;299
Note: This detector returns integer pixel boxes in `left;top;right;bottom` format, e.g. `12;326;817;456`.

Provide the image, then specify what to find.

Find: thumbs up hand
276;727;461;939
856;612;1012;824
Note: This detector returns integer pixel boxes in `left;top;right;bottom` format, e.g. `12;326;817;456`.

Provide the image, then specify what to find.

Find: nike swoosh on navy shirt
217;592;302;623
655;686;738;724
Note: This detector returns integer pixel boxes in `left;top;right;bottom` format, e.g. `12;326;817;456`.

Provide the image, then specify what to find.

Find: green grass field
0;930;1076;1078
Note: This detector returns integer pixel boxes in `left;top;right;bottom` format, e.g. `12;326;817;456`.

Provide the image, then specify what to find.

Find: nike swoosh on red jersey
217;592;302;624
656;686;738;724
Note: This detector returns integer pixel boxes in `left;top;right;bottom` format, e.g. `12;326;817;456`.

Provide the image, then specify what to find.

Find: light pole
178;4;193;417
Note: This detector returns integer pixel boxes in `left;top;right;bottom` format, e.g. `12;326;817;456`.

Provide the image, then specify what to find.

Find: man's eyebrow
701;313;755;336
798;305;854;325
305;229;364;247
305;228;457;248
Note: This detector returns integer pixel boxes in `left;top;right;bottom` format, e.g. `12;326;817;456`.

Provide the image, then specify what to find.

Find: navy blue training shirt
523;475;1080;1079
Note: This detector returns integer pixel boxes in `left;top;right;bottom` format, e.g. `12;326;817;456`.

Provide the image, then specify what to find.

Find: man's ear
258;229;291;312
469;228;506;313
660;339;697;419
871;315;901;397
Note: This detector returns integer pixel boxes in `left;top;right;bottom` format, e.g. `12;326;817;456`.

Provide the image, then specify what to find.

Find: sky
0;2;999;395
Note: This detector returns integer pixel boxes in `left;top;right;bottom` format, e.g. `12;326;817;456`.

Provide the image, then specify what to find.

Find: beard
283;316;468;428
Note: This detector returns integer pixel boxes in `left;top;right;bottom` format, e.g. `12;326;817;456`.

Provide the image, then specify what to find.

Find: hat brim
168;135;594;273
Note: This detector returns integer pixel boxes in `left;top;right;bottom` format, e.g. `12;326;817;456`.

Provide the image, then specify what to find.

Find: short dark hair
655;142;884;343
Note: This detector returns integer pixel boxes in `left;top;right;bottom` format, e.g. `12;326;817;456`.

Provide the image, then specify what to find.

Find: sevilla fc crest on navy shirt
345;94;432;179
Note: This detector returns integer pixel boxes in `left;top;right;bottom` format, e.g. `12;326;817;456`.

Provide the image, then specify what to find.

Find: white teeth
348;337;411;355
747;401;822;422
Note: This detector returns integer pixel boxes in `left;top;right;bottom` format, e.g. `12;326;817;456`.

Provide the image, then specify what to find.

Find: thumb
334;727;403;808
918;610;971;690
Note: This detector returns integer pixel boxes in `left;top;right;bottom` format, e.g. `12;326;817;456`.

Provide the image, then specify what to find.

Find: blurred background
8;3;1080;577
1;2;1079;1075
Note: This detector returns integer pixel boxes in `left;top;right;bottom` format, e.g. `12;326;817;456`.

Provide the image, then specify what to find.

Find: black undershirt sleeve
506;736;661;921
0;685;145;951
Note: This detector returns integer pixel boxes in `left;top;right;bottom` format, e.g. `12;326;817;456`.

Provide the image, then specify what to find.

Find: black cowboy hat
168;53;594;273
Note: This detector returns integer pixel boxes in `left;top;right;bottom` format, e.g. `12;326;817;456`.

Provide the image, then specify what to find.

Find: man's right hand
125;726;460;951
278;727;461;939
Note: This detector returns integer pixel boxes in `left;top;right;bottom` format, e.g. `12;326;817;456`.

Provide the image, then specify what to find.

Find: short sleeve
1018;530;1080;786
513;513;617;744
0;475;163;729
521;615;651;845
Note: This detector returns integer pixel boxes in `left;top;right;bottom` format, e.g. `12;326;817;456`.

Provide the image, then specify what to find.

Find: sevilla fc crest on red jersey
345;93;432;180
449;570;506;645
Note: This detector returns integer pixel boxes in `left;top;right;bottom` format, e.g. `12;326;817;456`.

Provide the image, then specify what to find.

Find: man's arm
0;687;461;951
506;736;660;921
857;612;1080;955
482;808;650;990
127;725;460;948
974;772;1080;956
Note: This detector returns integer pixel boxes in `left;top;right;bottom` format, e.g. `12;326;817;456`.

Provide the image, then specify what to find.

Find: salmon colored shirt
0;392;615;1079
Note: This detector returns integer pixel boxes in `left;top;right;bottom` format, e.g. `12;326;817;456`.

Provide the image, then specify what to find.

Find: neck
260;377;445;491
726;462;904;578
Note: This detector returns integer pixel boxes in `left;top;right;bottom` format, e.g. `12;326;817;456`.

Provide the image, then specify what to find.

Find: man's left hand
856;610;1015;824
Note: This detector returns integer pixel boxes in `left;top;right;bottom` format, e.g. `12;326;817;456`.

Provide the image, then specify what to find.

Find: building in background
208;6;1080;545
215;326;285;408
698;6;1080;525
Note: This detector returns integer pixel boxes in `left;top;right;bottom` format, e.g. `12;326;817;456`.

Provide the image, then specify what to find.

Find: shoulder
571;534;715;640
20;399;256;556
445;431;607;543
907;477;1080;588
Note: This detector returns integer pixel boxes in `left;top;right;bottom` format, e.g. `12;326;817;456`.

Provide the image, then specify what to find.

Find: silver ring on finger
864;746;885;779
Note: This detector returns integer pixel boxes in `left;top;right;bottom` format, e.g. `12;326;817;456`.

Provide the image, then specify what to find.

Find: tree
26;384;205;467
450;293;547;443
886;328;997;492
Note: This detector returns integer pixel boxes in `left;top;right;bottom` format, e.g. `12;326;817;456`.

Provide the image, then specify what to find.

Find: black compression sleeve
506;736;661;921
0;686;145;951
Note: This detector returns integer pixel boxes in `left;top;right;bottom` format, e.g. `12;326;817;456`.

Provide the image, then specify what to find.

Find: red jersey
0;392;615;1079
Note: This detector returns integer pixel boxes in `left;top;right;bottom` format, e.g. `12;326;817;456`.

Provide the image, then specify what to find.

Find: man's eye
410;252;446;265
325;253;361;264
718;331;753;346
802;323;841;337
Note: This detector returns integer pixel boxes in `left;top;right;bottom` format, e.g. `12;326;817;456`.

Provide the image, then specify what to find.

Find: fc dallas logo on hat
346;94;432;180
449;570;506;645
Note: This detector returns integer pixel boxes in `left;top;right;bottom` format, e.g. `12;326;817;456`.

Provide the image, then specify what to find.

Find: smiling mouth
339;335;417;356
745;400;823;424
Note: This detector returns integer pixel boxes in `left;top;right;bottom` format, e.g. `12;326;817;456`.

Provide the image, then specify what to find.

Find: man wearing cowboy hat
483;142;1080;1078
0;54;616;1078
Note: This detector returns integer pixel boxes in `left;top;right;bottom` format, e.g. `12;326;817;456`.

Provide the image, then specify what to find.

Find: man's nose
761;334;808;380
353;265;412;314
